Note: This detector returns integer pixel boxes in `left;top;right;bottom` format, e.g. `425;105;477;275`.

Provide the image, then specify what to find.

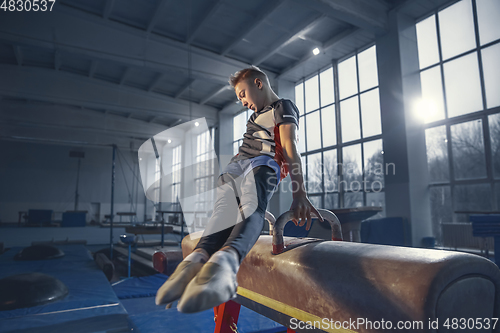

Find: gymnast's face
235;77;265;112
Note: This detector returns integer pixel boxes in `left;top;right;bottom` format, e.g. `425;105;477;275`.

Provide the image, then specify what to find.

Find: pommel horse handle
270;209;343;255
264;211;276;235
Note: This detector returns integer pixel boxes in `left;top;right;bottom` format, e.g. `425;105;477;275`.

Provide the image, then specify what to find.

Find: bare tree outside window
417;0;500;237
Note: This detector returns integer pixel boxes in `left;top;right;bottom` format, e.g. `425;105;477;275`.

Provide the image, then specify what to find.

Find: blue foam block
0;245;129;332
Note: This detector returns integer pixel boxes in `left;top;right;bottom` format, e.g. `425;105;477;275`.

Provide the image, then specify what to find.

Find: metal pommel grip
264;211;276;236
270;209;342;254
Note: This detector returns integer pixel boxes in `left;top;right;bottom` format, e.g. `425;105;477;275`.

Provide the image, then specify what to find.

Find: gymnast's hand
289;193;324;231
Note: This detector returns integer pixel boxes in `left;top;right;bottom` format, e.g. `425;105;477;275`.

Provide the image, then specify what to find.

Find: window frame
417;0;500;223
296;43;385;211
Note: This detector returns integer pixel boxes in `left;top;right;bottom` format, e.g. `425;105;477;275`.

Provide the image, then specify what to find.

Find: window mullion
333;60;343;208
482;114;495;208
355;52;366;207
471;0;488;111
434;12;449;121
435;9;455;219
318;72;324;206
302;80;308;191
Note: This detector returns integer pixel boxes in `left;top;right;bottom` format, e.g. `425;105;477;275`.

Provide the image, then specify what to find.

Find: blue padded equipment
360;217;411;246
113;273;169;299
14;244;65;261
119;234;135;244
0;272;68;311
0;245;129;333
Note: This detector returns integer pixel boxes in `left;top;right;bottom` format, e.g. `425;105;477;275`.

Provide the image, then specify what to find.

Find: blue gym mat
123;297;285;333
113;273;169;299
0;245;129;333
0;244;93;264
116;274;286;333
0;245;285;333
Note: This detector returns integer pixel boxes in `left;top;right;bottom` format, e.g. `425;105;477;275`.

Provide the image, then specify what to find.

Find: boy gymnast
156;65;323;313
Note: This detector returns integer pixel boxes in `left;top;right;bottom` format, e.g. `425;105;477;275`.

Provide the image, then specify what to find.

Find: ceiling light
168;139;171;143
194;121;199;127
312;47;320;55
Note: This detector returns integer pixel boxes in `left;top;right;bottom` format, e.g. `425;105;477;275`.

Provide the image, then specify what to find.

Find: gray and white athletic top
230;98;300;181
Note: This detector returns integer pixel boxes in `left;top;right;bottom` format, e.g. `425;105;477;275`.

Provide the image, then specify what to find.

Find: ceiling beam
390;0;428;16
102;0;115;19
187;0;225;44
297;35;323;48
323;27;361;50
219;99;244;115
0;65;218;122
54;50;62;71
0;118;145;139
1;6;249;86
253;13;325;65
0;101;168;140
277;27;360;79
120;67;131;85
0;123;148;149
175;78;195;99
89;60;98;78
13;45;23;66
169;118;183;127
297;0;388;35
148;73;165;92
220;0;287;56
147;0;174;33
276;51;300;61
200;85;231;105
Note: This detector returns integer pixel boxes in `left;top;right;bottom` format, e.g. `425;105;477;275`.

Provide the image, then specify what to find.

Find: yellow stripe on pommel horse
181;210;500;333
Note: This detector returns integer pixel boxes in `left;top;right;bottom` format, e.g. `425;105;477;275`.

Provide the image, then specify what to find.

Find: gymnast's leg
155;171;243;306
177;166;278;313
192;172;246;256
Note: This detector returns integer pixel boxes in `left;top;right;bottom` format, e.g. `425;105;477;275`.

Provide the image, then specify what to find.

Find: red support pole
213;300;241;333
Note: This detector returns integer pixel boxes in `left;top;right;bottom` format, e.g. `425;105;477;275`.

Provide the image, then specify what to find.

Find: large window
295;45;385;216
417;0;500;241
195;129;215;215
152;154;162;220
233;109;252;155
171;145;182;211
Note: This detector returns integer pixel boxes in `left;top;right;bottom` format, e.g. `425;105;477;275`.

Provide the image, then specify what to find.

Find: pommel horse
170;209;500;333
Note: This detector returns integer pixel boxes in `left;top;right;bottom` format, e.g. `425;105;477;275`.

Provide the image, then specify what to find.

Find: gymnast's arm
279;122;324;230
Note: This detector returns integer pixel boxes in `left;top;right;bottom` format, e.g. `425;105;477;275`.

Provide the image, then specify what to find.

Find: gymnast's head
229;66;276;113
